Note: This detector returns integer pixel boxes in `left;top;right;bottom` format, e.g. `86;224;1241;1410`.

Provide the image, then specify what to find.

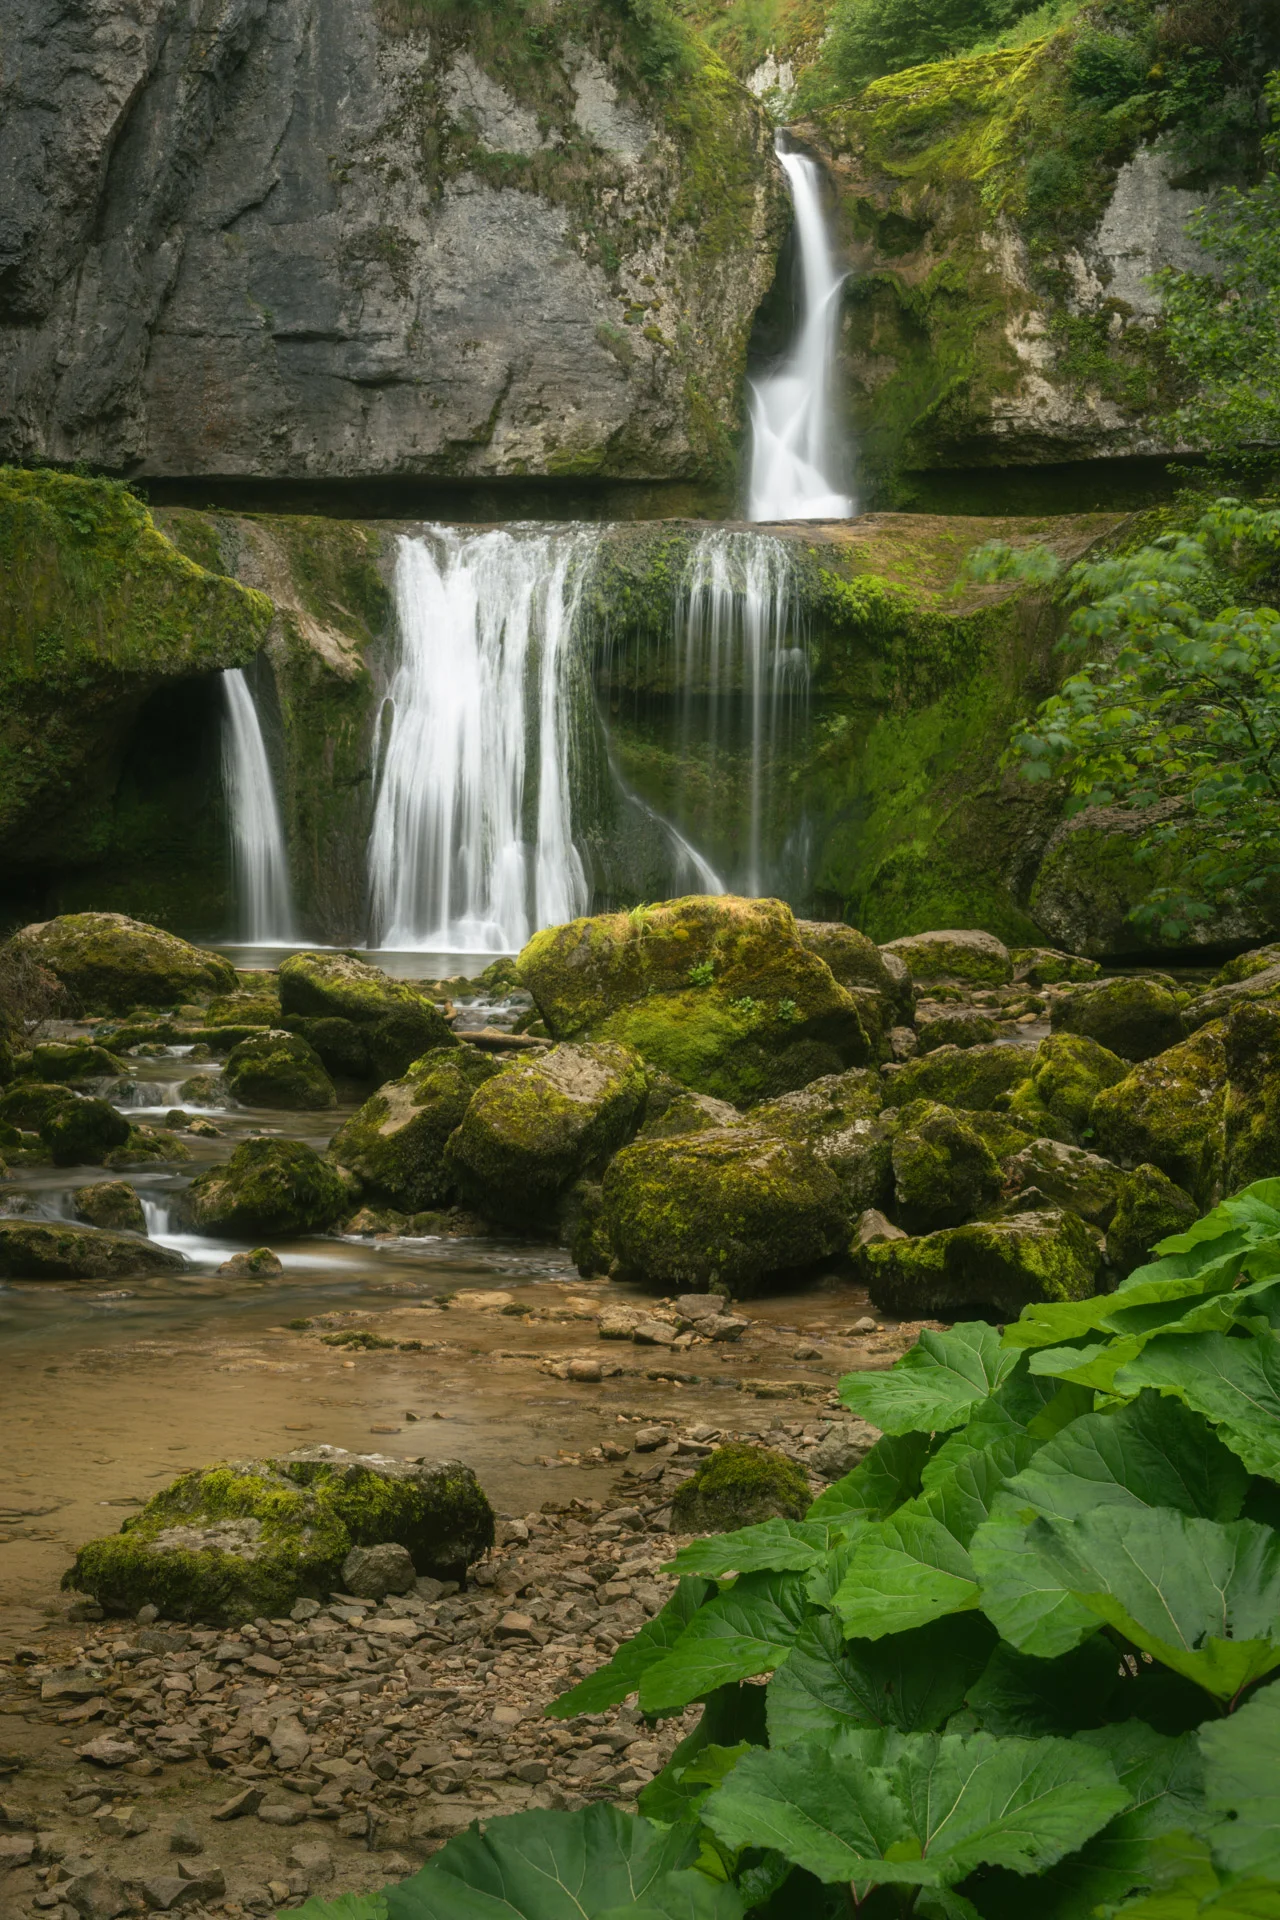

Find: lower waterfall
221;667;295;945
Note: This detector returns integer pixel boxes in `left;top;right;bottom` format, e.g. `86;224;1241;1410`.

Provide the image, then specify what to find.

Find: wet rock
328;1047;503;1211
72;1181;145;1234
1005;1033;1129;1144
222;1030;337;1110
633;1426;670;1451
881;929;1012;988
7;913;235;1013
864;1207;1101;1319
216;1246;284;1277
188;1136;352;1236
177;1072;223;1106
1091;1022;1227;1206
105;1124;192;1167
890;1100;1002;1231
277;952;455;1081
1051;975;1184;1062
24;1041;125;1081
0;1219;181;1280
670;1442;809;1533
880;1042;1029;1113
1107;1164;1199;1275
1002;1137;1129;1229
342;1542;416;1600
853;1207;907;1250
39;1090;131;1166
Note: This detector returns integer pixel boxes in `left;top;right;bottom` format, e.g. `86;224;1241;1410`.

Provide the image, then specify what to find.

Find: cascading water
367;527;598;953
222;669;296;944
747;133;853;522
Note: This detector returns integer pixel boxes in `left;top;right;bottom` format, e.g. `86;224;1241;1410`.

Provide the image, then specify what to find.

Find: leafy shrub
820;0;1046;88
1067;28;1154;108
292;1178;1280;1918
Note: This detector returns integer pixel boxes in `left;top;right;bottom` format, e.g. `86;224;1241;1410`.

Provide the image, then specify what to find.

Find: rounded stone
341;1542;417;1600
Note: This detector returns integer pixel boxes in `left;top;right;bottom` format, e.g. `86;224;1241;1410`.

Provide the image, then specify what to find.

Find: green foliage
819;0;1048;90
983;500;1280;941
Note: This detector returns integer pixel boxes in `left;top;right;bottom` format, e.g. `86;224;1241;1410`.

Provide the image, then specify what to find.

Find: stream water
221;668;295;946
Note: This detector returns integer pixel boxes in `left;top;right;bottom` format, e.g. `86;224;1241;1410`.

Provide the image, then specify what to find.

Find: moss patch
670;1441;811;1533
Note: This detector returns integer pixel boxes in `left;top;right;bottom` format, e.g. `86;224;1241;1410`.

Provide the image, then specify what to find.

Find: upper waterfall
221;667;295;945
747;134;853;523
367;527;597;954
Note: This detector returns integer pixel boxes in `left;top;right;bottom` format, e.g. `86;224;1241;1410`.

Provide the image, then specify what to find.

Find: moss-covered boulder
1107;1165;1199;1277
796;919;913;1021
222;1031;336;1110
601;1127;847;1292
277;953;454;1081
1005;1033;1129;1144
1010;948;1102;987
207;989;283;1027
40;1094;131;1167
517;895;872;1105
447;1042;646;1228
0;1218;181;1279
1222;1002;1280;1195
0;1081;78;1132
1002;1138;1128;1230
21;1042;124;1082
63;1444;494;1624
105;1124;192;1167
8;914;235;1013
916;1009;998;1051
1091;1023;1227;1207
73;1181;146;1233
1182;963;1280;1034
880;1042;1030;1113
890;1100;1002;1231
754;1069;893;1216
637;1086;744;1140
881;929;1012;987
670;1443;810;1535
188;1137;351;1236
1051;976;1185;1063
283;1016;375;1081
1213;945;1280;986
863;1208;1101;1319
329;1047;503;1212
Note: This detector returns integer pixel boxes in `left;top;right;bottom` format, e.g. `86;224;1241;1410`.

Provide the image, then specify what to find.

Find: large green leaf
807;1430;932;1522
637;1571;809;1715
636;1685;767;1827
980;1507;1280;1699
386;1805;744;1920
1098;1836;1280;1917
1114;1332;1280;1484
839;1324;1019;1435
922;1378;1092;1490
971;1514;1103;1659
966;1635;1124;1736
548;1577;712;1719
1200;1680;1280;1878
700;1727;1128;1890
664;1522;831;1580
765;1611;996;1746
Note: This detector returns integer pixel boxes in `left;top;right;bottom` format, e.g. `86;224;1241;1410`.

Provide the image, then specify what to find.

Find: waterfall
367;527;598;953
222;669;296;945
747;134;853;523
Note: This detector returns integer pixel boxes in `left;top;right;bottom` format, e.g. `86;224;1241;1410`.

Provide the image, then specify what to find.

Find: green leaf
548;1577;712;1718
663;1522;830;1580
293;1899;389;1920
1095;1835;1280;1917
1114;1332;1280;1483
972;1515;1105;1659
1200;1679;1280;1878
636;1743;753;1829
806;1431;932;1522
766;1612;996;1746
700;1727;1129;1890
967;1635;1124;1737
638;1572;809;1715
386;1805;744;1919
839;1323;1019;1435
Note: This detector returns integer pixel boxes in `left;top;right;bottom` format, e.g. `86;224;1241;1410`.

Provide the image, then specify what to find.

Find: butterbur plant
293;1181;1280;1918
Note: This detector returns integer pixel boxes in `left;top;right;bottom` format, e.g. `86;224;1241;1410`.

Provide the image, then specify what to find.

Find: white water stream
222;668;296;945
747;135;853;522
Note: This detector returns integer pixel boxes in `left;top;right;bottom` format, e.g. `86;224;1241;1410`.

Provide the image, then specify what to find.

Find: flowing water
747;134;853;522
221;667;296;945
367;527;600;953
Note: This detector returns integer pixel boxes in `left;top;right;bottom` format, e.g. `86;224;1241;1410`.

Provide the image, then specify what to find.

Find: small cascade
747;133;853;522
222;669;296;945
141;1198;173;1238
367;527;599;953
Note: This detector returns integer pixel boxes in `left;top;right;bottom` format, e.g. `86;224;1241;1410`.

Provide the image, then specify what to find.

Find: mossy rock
0;1081;79;1132
1091;1023;1227;1208
207;990;283;1027
638;1087;744;1140
446;1042;647;1228
881;1042;1030;1113
601;1126;847;1293
1002;1137;1128;1230
1051;976;1185;1063
795;919;912;1020
63;1444;494;1624
178;1072;222;1105
0;1218;181;1279
916;1009;998;1051
1010;948;1102;987
1181;963;1280;1034
1222;1002;1280;1196
104;1125;192;1167
1212;944;1280;987
863;1207;1101;1319
329;1047;503;1212
223;1031;336;1111
890;1099;1002;1232
23;1042;124;1082
40;1094;131;1167
754;1069;893;1217
670;1443;810;1534
8;914;235;1013
881;930;1012;987
282;1015;374;1080
188;1136;352;1236
597;990;863;1107
1107;1165;1199;1278
961;1110;1038;1159
277;953;454;1079
1005;1033;1130;1145
73;1181;146;1233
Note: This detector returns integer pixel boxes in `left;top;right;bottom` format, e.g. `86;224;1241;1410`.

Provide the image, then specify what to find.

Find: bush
821;0;1047;89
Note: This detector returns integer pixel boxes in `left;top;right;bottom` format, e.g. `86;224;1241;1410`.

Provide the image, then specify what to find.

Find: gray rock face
0;1;781;478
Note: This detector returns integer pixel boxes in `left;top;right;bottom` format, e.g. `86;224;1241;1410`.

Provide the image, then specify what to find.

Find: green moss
222;1031;337;1111
881;1040;1031;1111
1050;976;1186;1063
207;990;283;1026
1107;1163;1197;1276
10;913;237;1013
74;1181;146;1233
329;1047;503;1210
754;1068;893;1214
1090;1021;1227;1206
24;1042;124;1081
1005;1031;1128;1142
41;1095;131;1167
188;1136;352;1236
864;1205;1101;1317
890;1097;1003;1229
104;1125;192;1167
670;1442;811;1533
1222;1003;1280;1197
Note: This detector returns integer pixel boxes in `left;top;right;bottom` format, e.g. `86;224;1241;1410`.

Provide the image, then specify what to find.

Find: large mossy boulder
670;1443;810;1534
601;1127;847;1293
1222;1002;1280;1195
0;1218;182;1279
1182;962;1280;1034
1050;976;1185;1062
8;913;235;1012
207;988;283;1027
74;1181;146;1233
863;1207;1101;1319
41;1093;130;1166
890;1099;1002;1231
880;929;1012;987
1004;1033;1129;1144
1002;1137;1128;1229
222;1031;337;1110
188;1137;351;1236
880;1041;1030;1112
64;1444;494;1624
1106;1164;1198;1277
1212;944;1280;986
447;1042;646;1228
753;1069;892;1215
796;919;913;1024
1090;1023;1227;1207
20;1041;124;1082
276;952;454;1082
516;895;872;1106
329;1047;503;1211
